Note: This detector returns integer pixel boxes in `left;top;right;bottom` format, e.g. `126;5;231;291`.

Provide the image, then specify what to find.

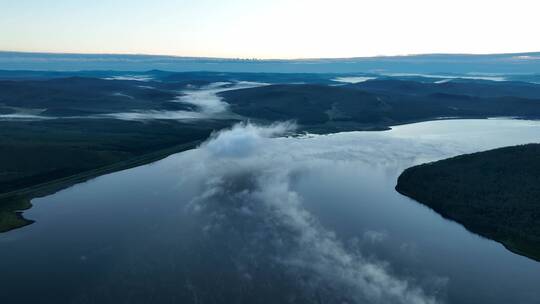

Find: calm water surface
1;119;539;304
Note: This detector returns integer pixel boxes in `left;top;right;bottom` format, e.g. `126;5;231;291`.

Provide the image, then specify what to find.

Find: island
396;144;540;261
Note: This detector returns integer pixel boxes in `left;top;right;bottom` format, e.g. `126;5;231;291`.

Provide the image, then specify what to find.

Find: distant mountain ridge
1;51;540;73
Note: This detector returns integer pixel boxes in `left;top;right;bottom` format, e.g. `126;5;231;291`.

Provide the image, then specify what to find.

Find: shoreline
395;140;540;264
2;116;539;234
396;187;540;263
0;140;203;233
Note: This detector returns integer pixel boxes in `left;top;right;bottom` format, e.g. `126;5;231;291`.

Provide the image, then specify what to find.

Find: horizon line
2;49;540;61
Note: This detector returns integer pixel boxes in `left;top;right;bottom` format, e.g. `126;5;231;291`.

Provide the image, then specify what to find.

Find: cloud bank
203;121;296;158
186;122;445;304
109;81;268;121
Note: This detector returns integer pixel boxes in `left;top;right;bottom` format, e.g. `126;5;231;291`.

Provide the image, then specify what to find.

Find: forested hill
348;78;540;99
396;144;540;261
220;81;540;131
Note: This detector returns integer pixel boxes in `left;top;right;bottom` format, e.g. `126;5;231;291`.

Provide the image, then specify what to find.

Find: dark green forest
396;144;540;261
0;119;231;232
220;82;540;132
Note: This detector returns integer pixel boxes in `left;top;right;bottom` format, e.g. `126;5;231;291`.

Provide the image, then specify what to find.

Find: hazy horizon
2;50;540;73
2;49;540;61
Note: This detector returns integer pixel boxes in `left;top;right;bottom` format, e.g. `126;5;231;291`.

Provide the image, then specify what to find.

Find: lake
1;119;539;304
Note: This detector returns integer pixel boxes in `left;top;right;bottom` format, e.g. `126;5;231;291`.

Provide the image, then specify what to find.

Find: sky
1;0;539;59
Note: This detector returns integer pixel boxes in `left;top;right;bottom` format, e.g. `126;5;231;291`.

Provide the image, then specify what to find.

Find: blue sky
1;0;539;59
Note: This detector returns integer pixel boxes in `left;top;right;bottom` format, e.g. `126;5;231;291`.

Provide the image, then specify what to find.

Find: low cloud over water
186;122;446;304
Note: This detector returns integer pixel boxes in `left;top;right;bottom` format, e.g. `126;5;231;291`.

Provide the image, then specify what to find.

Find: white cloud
203;121;296;158
104;81;268;121
186;122;446;304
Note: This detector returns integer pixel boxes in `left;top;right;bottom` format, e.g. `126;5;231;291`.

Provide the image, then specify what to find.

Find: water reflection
1;119;539;304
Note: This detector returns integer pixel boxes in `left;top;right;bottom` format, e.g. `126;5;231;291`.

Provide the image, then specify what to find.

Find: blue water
1;119;539;304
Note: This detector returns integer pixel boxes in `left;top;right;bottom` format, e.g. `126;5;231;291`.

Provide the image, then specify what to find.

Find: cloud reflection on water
186;122;447;304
